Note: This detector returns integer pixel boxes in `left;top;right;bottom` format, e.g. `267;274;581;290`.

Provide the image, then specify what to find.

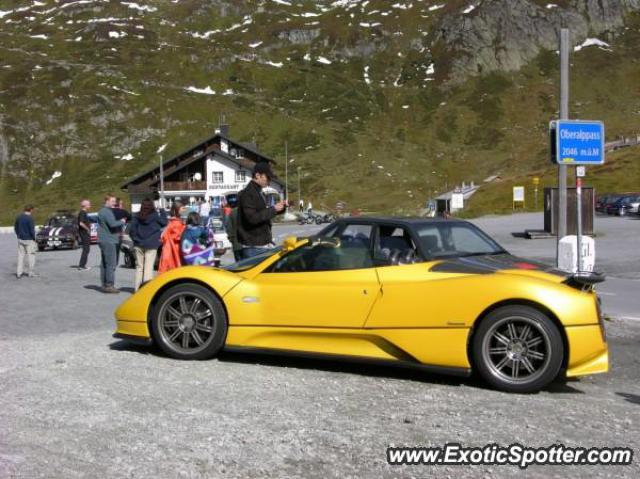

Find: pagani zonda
114;217;608;393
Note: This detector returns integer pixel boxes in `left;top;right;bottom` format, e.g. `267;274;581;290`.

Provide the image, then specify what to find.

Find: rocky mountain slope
1;0;640;223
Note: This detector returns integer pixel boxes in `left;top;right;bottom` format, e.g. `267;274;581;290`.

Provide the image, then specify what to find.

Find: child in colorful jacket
180;212;217;267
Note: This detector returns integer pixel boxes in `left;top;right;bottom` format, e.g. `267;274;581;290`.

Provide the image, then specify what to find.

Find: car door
366;222;494;329
225;224;380;328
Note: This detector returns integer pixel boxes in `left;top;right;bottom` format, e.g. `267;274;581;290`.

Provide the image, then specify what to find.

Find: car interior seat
379;236;415;265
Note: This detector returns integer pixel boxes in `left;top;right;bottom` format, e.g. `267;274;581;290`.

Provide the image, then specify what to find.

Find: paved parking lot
1;213;639;478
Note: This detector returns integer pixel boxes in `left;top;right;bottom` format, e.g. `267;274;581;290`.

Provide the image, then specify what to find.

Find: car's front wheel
150;283;227;360
472;305;564;393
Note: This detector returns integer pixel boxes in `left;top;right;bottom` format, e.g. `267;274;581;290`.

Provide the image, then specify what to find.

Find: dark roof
121;131;275;189
332;216;468;226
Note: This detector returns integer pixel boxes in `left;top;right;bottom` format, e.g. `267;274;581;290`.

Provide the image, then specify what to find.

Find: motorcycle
298;213;316;225
314;213;335;225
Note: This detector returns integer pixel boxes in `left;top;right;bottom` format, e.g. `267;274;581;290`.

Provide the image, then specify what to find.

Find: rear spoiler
564;272;606;289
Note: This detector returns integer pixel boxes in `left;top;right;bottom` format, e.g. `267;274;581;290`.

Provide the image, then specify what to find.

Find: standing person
112;198;131;267
180;212;217;266
77;199;92;270
237;162;286;259
199;198;211;226
298;199;304;213
158;203;186;273
223;196;242;262
130;198;167;291
97;194;124;294
307;201;313;216
14;204;37;278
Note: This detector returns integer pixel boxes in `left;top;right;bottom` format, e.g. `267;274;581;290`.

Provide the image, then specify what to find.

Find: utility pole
157;143;168;209
284;141;289;209
557;28;569;267
297;166;302;207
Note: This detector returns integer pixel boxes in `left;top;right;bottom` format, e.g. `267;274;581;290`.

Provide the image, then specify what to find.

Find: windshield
49;216;75;227
221;247;282;272
415;222;505;259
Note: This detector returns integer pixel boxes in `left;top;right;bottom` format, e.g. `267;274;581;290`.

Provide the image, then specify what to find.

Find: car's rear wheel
150;283;227;360
472;305;563;393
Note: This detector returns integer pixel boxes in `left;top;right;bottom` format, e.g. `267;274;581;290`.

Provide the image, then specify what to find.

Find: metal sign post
557;28;570;268
550;121;604;272
533;177;540;209
576;167;585;272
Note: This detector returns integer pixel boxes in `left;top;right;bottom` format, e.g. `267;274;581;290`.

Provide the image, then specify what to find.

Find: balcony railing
162;181;207;191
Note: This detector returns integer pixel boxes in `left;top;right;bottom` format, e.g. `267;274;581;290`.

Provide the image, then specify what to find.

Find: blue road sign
551;120;605;165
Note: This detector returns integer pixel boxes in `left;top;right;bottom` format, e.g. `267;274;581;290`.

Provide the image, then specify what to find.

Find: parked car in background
36;210;79;251
598;195;622;214
595;195;614;213
207;217;232;256
606;195;640;216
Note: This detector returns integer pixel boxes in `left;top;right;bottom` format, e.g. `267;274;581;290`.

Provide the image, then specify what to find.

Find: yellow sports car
114;217;608;393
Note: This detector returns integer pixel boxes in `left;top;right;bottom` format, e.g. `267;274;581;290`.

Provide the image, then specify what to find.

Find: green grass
1;4;640;224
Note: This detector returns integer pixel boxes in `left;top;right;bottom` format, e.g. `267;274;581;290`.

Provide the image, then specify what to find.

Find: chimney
215;124;229;137
215;114;229;137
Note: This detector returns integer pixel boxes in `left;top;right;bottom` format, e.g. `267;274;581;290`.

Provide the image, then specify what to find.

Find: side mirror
282;236;298;252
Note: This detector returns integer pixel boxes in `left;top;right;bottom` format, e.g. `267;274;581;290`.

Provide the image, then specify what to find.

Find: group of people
14;161;287;293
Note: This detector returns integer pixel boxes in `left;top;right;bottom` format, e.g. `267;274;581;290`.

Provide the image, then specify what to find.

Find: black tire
315;217;323;225
150;283;227;360
37;245;45;252
472;305;564;393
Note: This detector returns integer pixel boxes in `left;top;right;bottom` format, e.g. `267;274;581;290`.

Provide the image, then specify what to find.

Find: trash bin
544;187;594;235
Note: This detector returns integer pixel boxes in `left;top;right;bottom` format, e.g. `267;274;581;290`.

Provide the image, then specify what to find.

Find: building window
212;171;223;183
235;170;246;183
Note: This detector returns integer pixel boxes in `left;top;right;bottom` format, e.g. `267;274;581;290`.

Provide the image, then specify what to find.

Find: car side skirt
225;326;472;370
222;345;472;377
112;332;153;346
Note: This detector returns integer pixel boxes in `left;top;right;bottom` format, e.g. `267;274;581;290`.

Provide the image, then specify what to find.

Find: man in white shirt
199;198;211;225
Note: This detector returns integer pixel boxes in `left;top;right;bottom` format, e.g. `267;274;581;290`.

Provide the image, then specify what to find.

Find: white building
122;124;284;212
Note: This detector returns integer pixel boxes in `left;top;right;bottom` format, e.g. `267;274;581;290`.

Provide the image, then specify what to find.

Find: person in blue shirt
129;198;167;291
14;204;37;278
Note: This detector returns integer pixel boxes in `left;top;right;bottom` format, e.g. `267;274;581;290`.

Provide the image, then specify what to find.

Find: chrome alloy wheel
481;316;551;385
157;291;217;354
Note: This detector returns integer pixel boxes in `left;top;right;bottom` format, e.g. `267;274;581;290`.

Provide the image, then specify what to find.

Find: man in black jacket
237;162;286;259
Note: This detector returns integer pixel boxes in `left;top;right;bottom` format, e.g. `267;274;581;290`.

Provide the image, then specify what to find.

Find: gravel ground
1;215;639;478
